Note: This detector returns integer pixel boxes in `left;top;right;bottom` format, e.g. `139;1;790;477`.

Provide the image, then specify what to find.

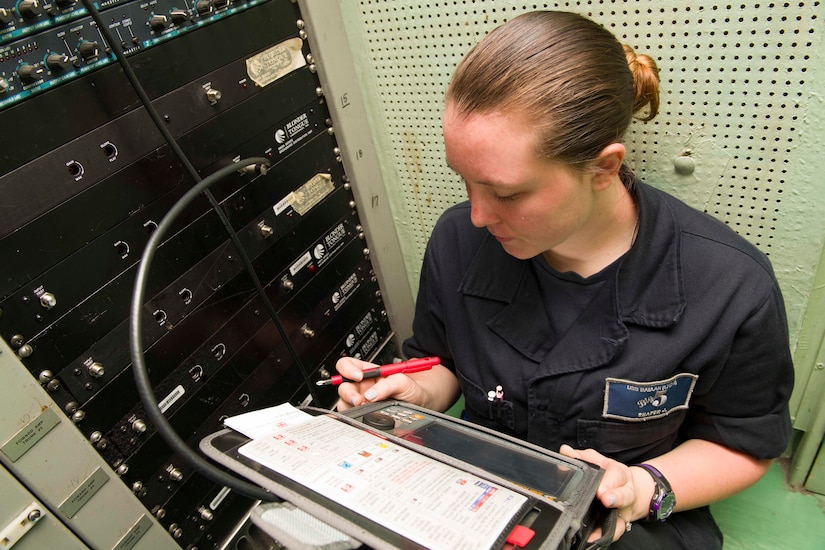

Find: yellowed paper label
288;173;334;215
246;38;306;88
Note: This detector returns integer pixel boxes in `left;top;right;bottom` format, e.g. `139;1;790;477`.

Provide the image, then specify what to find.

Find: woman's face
442;103;598;261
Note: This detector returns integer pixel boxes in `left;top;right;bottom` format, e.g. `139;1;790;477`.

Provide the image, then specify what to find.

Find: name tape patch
603;373;698;422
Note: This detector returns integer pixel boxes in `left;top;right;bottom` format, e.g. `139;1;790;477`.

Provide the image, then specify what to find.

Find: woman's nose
469;195;497;228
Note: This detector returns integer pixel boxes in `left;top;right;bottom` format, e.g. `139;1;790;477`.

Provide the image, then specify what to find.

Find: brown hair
446;11;660;171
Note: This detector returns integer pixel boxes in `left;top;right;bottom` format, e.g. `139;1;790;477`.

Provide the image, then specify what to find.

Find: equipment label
113;514;153;550
1;406;61;462
288;173;334;216
246;38;306;88
59;467;109;518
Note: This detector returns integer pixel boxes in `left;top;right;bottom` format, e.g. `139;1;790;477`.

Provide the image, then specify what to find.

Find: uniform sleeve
683;282;794;459
402;233;456;372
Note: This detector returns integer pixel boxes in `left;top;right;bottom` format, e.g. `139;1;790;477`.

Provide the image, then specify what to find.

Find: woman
335;11;793;548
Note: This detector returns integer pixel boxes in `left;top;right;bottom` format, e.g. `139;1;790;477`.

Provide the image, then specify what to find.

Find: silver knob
206;88;222;105
167;466;183;481
39;292;57;309
87;362;105;378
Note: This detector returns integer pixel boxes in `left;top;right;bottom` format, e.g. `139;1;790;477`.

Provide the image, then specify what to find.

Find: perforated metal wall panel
339;0;825;358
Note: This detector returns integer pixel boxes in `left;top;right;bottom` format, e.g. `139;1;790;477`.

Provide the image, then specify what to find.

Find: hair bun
623;44;660;121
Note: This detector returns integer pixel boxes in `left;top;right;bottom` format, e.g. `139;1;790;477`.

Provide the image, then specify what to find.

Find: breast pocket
577;410;685;464
457;371;516;433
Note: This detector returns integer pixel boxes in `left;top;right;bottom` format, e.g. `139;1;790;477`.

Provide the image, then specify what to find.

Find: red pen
315;357;441;386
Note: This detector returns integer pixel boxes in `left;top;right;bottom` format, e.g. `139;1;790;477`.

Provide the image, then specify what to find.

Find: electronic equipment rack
0;1;412;548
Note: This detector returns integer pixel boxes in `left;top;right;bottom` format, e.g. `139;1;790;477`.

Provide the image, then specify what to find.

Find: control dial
169;9;190;25
46;53;71;72
78;41;100;62
17;0;42;19
17;63;44;85
0;77;9;94
0;7;14;27
195;0;213;16
150;14;168;32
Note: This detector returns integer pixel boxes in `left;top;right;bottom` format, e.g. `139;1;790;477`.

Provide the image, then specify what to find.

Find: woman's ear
591;143;626;190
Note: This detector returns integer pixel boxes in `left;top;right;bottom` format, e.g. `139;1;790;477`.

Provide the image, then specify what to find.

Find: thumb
559;444;582;459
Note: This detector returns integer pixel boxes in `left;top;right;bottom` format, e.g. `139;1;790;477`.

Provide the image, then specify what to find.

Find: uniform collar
616;181;686;327
457;181;685;366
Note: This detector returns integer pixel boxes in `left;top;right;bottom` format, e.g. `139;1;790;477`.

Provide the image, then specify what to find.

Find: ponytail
623;44;660;122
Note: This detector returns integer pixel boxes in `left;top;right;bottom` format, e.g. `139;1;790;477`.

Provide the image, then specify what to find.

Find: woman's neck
542;179;638;277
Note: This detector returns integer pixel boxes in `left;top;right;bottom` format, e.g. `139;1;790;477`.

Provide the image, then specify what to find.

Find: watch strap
633;463;675;522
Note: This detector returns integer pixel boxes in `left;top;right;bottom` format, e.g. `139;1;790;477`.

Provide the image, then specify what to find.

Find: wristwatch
633;463;676;522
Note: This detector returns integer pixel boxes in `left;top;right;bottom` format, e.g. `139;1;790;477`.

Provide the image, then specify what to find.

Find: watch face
657;492;676;519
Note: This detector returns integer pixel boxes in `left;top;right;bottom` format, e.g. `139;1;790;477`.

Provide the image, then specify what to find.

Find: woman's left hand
559;444;653;543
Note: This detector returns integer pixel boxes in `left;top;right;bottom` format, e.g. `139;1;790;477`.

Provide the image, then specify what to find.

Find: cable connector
237;162;269;176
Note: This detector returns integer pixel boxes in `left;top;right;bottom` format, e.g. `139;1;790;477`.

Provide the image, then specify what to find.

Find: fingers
560;445;630;509
334;357;416;410
615;511;633;542
334;357;378;410
560;444;637;542
335;356;373;382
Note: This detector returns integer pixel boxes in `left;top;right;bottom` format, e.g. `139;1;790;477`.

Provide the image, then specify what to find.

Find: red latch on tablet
506;525;535;547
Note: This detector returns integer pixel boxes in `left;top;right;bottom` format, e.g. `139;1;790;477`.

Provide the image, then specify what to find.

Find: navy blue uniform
403;180;793;548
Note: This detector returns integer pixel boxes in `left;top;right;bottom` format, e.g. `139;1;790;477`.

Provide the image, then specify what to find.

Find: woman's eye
495;193;519;203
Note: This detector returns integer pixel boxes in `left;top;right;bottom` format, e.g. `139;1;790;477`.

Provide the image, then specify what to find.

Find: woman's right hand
334;356;461;412
334;356;421;411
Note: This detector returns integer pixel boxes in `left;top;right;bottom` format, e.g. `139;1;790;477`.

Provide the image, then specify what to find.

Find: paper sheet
224;403;313;439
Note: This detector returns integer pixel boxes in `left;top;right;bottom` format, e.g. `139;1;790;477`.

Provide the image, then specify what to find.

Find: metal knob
39;292;56;309
87;362;105;378
166;466;183;481
205;88;222;105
